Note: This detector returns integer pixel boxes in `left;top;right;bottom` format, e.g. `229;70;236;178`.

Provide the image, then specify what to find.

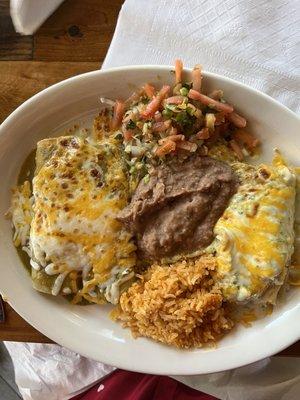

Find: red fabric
72;369;218;400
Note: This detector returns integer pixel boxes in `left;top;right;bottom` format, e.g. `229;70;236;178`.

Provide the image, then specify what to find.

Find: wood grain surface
0;0;32;60
0;61;98;123
0;0;123;62
0;301;51;343
34;0;123;62
0;0;299;357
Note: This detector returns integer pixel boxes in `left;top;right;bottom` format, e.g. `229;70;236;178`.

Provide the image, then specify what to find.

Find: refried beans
119;156;238;260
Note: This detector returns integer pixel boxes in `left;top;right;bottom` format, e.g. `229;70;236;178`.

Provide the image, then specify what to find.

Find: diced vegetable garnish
175;59;183;84
155;140;176;156
169;126;178;136
192;64;202;92
143;83;155;98
158;135;185;144
227;112;247;128
152;120;172;132
141;85;170;119
164;96;186;105
111;100;125;130
126;119;136;130
179;87;189;96
188;89;234;113
102;59;259;176
123;129;133;141
176;141;197;152
154;111;163;122
205;113;216;131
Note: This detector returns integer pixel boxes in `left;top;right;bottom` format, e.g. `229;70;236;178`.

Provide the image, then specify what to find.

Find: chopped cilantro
114;132;123;140
165;104;177;112
143;174;150;184
162;108;173;118
126;119;136;130
140;96;150;104
179;87;189;96
174;111;195;128
171;110;197;136
182;82;192;90
129;165;136;174
186;106;195;116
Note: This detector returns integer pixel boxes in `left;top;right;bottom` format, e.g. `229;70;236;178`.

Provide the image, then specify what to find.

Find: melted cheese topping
212;152;296;302
10;181;33;247
30;136;136;303
289;167;300;286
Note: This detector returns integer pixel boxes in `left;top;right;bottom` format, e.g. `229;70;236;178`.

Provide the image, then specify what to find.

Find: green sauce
16;149;36;274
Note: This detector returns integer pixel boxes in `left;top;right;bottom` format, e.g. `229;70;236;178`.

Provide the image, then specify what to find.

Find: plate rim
0;65;299;375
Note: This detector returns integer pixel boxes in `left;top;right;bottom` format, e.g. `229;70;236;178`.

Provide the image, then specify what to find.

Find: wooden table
0;0;299;357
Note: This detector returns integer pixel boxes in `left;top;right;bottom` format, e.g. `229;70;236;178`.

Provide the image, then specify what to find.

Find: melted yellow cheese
289;167;300;286
212;152;296;302
10;181;33;247
30;135;136;303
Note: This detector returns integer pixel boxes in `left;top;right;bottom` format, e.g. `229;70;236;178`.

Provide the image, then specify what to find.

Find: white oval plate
0;66;299;375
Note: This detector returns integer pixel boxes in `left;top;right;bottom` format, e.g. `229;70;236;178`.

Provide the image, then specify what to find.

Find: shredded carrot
123;129;133;141
188;89;234;113
152;120;172;132
176;141;197;152
111;100;125;130
141;85;170;119
227;112;247;128
158;85;171;98
159;135;185;144
175;59;183;84
143;83;155;98
155;140;176;156
192;64;202;92
196;128;210;139
232;129;260;149
229;140;244;161
164;95;185;105
141;96;161;119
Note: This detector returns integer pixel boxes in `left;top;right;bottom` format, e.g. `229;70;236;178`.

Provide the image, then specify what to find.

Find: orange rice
114;256;234;349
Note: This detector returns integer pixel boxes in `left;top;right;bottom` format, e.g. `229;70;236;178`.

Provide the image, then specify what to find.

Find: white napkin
4;342;115;400
10;0;64;35
103;0;300;113
173;357;300;400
